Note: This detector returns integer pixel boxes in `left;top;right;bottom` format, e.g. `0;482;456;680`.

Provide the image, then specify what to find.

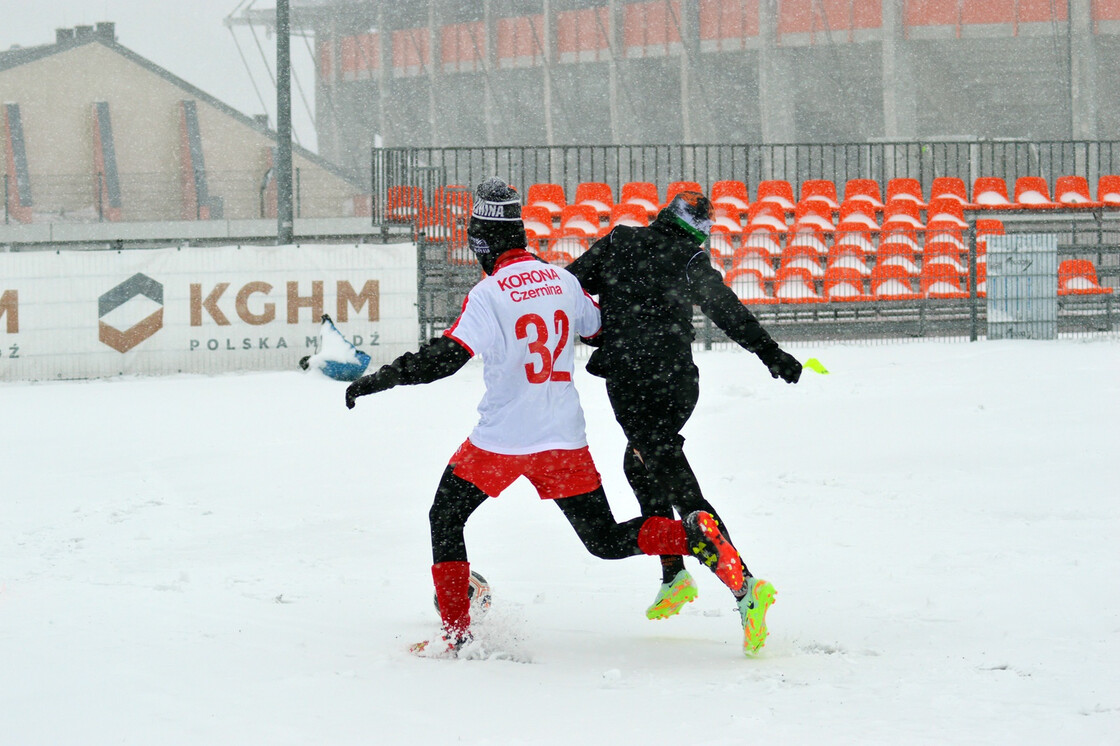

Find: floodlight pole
276;0;294;245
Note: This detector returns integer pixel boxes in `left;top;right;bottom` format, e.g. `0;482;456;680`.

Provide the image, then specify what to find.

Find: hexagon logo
99;273;164;353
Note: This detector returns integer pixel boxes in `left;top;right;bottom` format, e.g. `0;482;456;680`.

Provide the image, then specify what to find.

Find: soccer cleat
410;627;473;658
683;511;745;591
738;577;777;655
645;569;699;620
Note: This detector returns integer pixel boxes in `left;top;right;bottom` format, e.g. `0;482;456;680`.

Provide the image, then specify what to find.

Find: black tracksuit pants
601;356;738;551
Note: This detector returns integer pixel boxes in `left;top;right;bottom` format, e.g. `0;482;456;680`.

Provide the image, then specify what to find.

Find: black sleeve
566;231;609;295
683;250;778;355
347;335;472;397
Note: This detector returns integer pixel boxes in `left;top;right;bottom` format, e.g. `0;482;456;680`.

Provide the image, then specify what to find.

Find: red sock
431;561;471;635
637;517;688;556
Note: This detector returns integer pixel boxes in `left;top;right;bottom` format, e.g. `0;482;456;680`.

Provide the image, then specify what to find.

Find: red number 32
515;311;571;384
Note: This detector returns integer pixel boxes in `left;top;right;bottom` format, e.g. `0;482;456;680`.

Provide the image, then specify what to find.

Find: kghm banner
0;243;418;381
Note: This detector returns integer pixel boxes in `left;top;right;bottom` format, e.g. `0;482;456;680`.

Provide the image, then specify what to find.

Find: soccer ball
433;570;492;619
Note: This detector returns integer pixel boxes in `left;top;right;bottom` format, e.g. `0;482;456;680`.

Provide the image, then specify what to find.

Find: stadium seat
921;263;969;299
879;227;922;256
878;242;920;276
773;266;825;303
754;180;796;212
842;179;884;211
739;229;783;261
924;224;967;258
606;202;649;231
779;244;825;279
838;199;880;230
711;204;744;236
871;263;920;300
881;199;924;230
574;182;615;222
620;181;660;219
1054;175;1099;207
1096;175;1120;206
731;246;777;278
929;176;969;205
526;183;567;217
971;177;1015;209
886;177;926;208
923;241;967;274
384;185;424;221
559;204;600;237
827;244;872;276
831;224;877;259
926;197;968;228
1058;259;1113;295
824;265;870;302
791;200;835;231
707;224;738;263
725;268;777;304
710;180;750;218
798;179;840;211
746;202;789;233
665;180;703;206
974;218;1003;263
551;225;592;259
1013;176;1057;208
786;225;829;256
522;204;555;241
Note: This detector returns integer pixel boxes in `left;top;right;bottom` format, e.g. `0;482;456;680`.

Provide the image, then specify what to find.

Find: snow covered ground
3;339;1118;745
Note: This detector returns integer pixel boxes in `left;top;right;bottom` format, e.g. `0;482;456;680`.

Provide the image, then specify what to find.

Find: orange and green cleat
738;577;777;655
683;511;745;591
646;569;699;620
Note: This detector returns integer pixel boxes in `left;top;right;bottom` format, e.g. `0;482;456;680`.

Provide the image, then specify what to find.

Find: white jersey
444;251;601;455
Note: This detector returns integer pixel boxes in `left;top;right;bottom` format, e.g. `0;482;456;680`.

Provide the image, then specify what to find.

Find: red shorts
449;439;602;499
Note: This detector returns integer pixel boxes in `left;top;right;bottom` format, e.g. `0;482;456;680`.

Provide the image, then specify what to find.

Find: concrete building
257;0;1120;176
0;22;365;226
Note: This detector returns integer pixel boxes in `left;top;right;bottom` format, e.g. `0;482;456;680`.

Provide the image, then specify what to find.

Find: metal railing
371;140;1120;220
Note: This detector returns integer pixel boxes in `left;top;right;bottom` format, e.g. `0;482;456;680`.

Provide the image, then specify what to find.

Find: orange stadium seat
773;266;824;303
559;204;600;238
929;176;969;205
754;180;796;212
384;185;424;221
926;197;968;228
879;226;922;256
665;180;703;206
1058;259;1113;295
710;180;750;218
1054;176;1099;207
1014;176;1057;208
842;179;884;211
871;263;920;300
971;177;1015;209
791;200;835;232
574;182;614;222
746;202;789;234
827;244;872;276
798;179;839;211
824;265;870;302
786;225;829;257
921;263;969;299
838;199;880;230
725;268;776;304
526;183;567;217
1096;175;1120;206
606;202;648;231
878;242;920;276
620;181;660;219
551;225;592;259
882;198;925;230
711;204;744;236
886;178;926;208
708;224;738;263
974;218;1004;261
731;246;777;278
779;244;825;279
521;204;555;240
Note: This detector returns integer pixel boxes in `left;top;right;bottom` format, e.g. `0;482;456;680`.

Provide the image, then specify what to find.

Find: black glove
345;366;402;409
756;345;802;384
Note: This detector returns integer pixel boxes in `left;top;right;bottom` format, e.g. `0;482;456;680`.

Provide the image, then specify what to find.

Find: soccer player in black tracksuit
567;191;801;652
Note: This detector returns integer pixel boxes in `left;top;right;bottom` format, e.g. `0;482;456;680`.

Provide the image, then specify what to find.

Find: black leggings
429;466;647;564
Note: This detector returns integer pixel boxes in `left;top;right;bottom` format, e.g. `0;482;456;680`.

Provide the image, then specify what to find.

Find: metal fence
371;139;1120;219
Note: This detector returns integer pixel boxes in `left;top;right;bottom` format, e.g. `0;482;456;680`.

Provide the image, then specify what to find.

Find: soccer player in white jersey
345;178;750;657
